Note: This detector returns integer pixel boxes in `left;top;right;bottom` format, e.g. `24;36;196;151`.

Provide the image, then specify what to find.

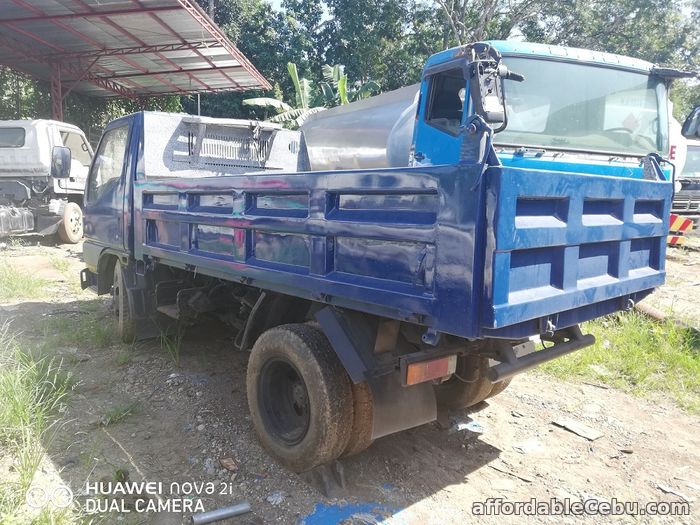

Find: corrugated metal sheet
0;0;270;98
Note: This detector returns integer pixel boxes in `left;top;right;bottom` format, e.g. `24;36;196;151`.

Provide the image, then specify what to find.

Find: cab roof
424;40;654;73
0;119;85;133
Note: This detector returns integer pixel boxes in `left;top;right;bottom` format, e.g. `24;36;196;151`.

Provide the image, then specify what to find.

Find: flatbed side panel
483;166;673;330
133;163;488;338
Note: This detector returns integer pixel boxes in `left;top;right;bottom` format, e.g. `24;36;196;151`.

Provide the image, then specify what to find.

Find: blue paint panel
193;225;245;261
254;231;310;267
498;154;649;179
146;219;181;249
629;237;656;271
331;192;437;224
188;193;237;214
485;166;672;329
582;199;624;226
515;197;568;229
147;193;179;209
509;247;563;293
335;237;433;287
249;193;309;218
577;242;618;282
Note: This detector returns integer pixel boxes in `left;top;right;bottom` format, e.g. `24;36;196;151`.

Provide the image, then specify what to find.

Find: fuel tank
300;84;420;171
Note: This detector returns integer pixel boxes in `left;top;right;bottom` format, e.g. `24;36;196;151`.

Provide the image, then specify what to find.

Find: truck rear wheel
341;381;374;457
434;354;493;410
57;202;83;244
246;324;353;472
487;378;512;399
112;262;135;343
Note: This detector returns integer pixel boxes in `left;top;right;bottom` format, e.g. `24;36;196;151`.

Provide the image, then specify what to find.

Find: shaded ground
0;238;699;524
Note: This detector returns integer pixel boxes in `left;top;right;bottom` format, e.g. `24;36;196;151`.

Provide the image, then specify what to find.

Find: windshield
682;146;700;178
496;57;668;156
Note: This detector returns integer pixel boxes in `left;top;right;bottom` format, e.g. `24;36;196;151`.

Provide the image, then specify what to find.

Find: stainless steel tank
300;84;420;171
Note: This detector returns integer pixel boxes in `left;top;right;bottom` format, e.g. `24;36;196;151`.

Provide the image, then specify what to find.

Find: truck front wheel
246;324;353;472
57;202;83;244
112;262;135;343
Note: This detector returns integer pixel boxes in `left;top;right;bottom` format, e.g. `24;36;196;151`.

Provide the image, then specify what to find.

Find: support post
51;63;63;121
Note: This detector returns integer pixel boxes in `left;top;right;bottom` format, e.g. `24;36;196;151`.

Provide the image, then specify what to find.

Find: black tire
57;202;83;244
434;354;493;410
246;323;353;472
486;377;512;399
112;262;135;343
341;381;374;457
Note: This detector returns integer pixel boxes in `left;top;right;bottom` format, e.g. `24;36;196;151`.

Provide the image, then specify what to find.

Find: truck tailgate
483;166;673;334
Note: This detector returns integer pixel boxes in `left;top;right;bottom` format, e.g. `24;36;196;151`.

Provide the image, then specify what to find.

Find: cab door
83;118;133;251
57;128;94;194
412;64;468;166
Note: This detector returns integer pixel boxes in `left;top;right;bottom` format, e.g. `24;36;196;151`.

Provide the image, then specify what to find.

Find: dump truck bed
133;153;672;340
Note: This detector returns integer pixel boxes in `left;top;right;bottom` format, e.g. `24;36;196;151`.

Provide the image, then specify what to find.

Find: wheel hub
258;358;310;446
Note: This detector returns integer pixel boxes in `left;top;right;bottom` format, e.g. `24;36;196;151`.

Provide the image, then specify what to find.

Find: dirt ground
645;233;700;327
1;234;699;525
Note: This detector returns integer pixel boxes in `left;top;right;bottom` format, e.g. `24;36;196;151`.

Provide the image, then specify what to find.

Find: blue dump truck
79;41;680;472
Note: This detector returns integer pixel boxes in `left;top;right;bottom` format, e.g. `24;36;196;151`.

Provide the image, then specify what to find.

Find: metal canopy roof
0;0;271;108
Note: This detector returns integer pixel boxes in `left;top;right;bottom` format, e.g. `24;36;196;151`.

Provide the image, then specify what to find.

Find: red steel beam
68;0;212;92
0;33;140;100
10;0;188;95
4;0;138;87
130;0;241;90
51;63;63;120
0;6;181;24
1;23;142;92
51;41;211;60
176;0;271;90
106;65;246;79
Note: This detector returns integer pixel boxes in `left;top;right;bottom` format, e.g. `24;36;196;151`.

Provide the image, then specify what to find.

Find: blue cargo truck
80;41;679;472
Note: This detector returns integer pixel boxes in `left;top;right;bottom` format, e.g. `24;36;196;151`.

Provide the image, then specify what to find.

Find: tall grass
0;263;49;302
0;324;78;523
540;312;700;412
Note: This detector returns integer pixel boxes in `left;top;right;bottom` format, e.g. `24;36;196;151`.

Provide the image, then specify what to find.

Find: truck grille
672;190;700;212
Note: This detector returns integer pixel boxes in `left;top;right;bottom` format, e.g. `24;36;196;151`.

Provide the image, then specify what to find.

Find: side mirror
468;44;524;131
51;146;71;179
469;60;506;126
682;106;700;139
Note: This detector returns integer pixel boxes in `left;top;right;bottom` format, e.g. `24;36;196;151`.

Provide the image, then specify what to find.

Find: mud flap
368;371;436;440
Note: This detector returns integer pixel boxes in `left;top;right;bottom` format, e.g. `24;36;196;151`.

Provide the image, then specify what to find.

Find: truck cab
0;119;93;243
413;42;671;178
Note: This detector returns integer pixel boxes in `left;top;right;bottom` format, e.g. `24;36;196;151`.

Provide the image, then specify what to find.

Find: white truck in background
0;119;93;244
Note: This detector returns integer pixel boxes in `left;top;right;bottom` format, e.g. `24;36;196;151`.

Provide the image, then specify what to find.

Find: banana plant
319;64;380;106
243;63;324;129
243;62;380;129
